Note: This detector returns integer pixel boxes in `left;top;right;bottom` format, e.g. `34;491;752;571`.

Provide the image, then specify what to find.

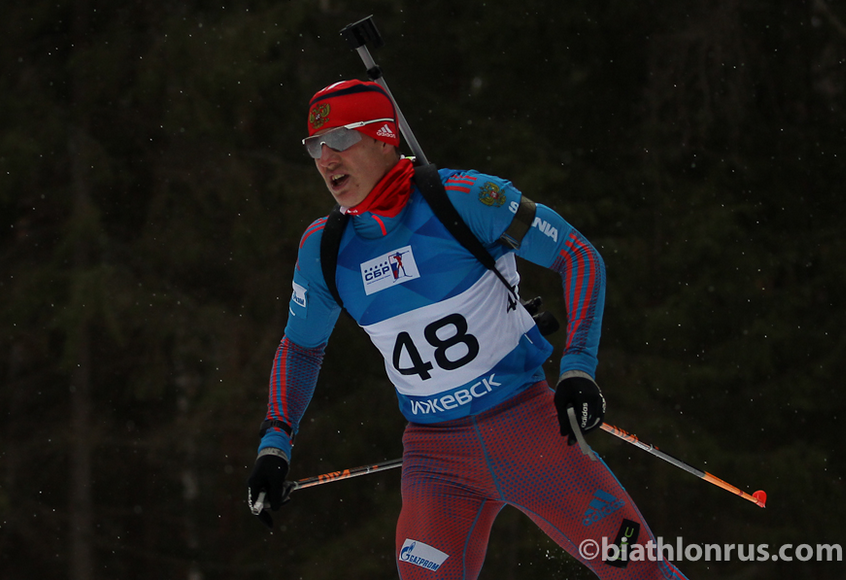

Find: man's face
314;133;397;207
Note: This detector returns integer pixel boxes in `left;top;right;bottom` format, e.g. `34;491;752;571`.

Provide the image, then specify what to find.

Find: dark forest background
1;1;844;578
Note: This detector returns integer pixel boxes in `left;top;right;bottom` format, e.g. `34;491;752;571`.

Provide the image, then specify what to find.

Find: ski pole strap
566;407;597;461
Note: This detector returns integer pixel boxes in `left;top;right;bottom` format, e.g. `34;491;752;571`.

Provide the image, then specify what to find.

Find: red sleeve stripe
299;217;327;249
269;340;289;422
267;338;325;430
445;174;476;194
557;231;603;352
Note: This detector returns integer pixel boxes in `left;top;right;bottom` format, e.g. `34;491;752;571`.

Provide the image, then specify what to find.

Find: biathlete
247;79;688;579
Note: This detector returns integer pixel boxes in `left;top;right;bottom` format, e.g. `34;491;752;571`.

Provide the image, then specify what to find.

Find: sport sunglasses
302;118;394;159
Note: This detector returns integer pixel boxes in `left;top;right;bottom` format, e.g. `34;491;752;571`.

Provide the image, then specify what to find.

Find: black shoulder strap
414;164;535;297
319;205;349;308
414;164;498;272
318;163;538;309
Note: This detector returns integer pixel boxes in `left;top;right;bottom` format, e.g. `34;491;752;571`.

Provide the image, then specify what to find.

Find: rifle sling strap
319;163;537;310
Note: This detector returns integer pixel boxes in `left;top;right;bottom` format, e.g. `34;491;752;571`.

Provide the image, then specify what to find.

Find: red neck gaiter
345;158;415;218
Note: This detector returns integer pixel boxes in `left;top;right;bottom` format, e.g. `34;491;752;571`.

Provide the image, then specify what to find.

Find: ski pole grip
251;491;267;515
341;15;384;50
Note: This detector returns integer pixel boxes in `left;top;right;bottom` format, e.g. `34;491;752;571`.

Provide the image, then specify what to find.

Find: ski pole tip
752;489;767;508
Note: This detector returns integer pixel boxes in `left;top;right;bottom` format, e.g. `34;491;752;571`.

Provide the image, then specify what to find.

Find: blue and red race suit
259;167;687;579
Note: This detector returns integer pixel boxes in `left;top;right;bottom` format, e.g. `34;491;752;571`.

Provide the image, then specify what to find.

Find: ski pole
600;423;767;508
340;15;430;166
252;457;403;515
252;424;767;514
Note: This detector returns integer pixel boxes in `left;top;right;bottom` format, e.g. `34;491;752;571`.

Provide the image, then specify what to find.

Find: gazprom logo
360;245;420;295
399;539;449;571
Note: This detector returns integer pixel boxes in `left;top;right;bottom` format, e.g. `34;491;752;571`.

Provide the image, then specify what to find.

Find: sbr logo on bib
360;245;420;295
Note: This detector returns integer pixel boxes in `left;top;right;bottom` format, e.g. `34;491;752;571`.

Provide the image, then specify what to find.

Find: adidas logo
582;489;626;526
376;123;397;139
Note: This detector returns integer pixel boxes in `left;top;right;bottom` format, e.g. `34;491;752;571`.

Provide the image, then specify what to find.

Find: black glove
554;373;606;445
247;450;292;529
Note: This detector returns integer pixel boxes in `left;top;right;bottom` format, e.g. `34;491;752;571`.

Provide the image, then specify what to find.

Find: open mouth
330;174;350;189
